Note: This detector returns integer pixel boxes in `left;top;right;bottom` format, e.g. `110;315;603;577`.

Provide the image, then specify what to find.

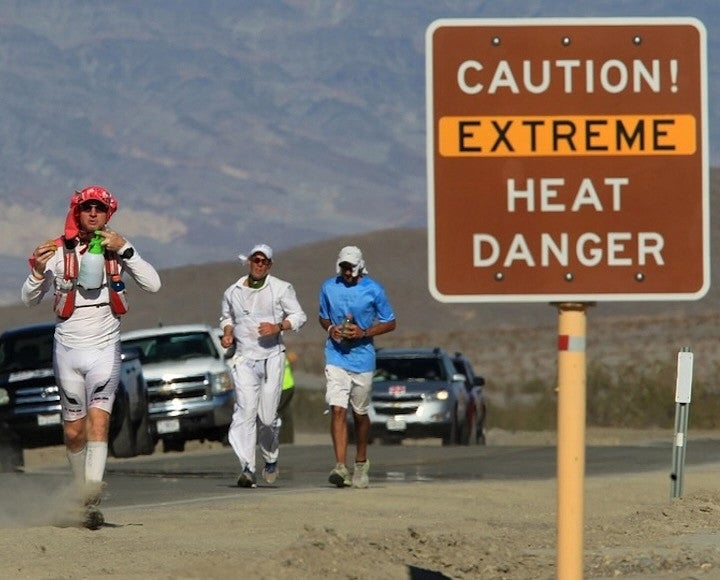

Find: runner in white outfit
220;243;306;488
21;185;161;528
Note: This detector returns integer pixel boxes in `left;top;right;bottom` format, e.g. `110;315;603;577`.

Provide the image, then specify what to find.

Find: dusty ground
2;429;720;579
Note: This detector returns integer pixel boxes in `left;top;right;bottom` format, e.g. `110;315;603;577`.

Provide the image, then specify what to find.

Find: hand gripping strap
53;238;78;319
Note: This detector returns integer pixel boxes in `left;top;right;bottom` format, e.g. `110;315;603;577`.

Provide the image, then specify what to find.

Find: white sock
67;447;86;484
85;441;108;483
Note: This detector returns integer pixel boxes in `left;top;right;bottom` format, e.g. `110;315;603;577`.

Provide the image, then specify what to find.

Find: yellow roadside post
555;302;590;580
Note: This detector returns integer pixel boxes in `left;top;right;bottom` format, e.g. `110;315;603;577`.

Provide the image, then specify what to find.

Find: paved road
2;437;719;515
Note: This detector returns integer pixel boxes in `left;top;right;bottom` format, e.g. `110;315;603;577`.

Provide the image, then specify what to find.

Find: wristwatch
121;247;135;260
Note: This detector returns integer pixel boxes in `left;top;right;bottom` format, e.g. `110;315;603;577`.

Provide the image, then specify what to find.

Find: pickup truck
0;322;154;470
121;323;234;453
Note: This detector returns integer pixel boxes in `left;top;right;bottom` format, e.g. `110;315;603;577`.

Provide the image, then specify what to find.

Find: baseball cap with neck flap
336;245;367;277
64;185;118;240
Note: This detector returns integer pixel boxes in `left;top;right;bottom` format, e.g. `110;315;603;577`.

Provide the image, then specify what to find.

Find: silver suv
362;347;471;446
121;324;234;453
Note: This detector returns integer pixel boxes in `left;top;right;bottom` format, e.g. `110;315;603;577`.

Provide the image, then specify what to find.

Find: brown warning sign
426;18;708;303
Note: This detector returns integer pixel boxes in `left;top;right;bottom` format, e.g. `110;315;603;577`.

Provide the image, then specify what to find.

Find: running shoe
352;459;370;489
262;462;279;484
328;463;351;488
83;505;105;530
237;467;257;488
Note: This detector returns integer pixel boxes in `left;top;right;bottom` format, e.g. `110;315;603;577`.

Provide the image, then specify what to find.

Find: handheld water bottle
338;313;354;351
340;314;353;339
77;232;105;289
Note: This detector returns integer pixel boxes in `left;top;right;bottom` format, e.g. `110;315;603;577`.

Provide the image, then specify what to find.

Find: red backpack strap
53;237;78;319
61;237;78;280
105;252;129;316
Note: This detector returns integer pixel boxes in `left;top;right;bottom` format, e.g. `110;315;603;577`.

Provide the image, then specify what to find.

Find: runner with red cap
22;185;161;529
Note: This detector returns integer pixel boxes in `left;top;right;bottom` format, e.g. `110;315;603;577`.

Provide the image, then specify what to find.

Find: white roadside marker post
670;347;693;499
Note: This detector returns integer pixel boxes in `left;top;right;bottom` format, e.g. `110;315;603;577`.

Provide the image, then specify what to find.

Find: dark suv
451;352;487;445
0;322;154;468
361;347;472;446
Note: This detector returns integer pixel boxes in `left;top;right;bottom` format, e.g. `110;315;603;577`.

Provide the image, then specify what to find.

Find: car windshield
374;357;445;382
0;331;55;373
123;332;218;363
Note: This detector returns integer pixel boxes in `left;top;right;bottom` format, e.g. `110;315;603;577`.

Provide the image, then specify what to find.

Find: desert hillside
4;219;720;392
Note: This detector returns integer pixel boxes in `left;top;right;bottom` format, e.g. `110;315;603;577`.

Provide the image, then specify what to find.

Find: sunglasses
250;257;271;265
79;201;108;213
339;262;357;270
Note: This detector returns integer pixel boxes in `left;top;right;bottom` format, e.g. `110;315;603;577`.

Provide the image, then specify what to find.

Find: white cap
238;243;273;264
336;245;367;276
249;243;273;260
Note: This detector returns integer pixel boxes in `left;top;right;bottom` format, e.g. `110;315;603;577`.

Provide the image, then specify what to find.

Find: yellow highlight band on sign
438;114;696;157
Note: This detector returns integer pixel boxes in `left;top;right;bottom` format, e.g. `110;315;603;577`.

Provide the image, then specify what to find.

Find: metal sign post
670;348;693;498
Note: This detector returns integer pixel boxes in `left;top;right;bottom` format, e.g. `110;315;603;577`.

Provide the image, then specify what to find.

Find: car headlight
0;387;8;406
210;370;233;394
425;389;449;401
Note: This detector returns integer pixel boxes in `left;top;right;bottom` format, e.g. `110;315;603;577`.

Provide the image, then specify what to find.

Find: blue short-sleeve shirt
319;275;395;373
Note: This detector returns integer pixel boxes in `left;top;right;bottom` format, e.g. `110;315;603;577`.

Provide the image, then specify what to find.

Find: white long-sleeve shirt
219;274;306;361
21;240;161;349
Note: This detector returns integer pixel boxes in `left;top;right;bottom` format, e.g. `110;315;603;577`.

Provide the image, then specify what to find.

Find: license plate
37;413;61;426
156;418;180;434
386;418;406;431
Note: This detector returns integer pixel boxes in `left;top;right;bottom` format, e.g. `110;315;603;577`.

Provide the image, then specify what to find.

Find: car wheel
441;414;458;446
133;410;156;455
459;407;473;445
0;426;23;472
109;392;136;458
467;417;479;446
477;403;487;445
162;438;186;453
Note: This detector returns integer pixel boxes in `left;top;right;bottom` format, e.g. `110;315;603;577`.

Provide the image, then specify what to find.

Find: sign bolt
494;272;504;281
564;272;574;282
635;272;645;282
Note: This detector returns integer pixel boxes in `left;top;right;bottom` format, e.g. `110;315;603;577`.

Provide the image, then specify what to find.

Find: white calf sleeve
85;441;108;483
67;447;87;483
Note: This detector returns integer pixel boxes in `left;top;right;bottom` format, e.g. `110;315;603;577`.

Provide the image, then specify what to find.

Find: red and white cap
64;185;118;239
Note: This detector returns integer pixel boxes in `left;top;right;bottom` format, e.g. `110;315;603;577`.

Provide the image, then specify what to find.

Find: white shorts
324;364;373;415
53;341;121;421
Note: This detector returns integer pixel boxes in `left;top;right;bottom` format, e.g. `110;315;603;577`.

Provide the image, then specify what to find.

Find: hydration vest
53;237;129;319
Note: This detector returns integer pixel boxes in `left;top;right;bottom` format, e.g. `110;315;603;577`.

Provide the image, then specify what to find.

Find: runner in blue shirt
318;246;396;488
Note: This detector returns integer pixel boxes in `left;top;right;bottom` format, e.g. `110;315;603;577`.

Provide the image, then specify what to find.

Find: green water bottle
77;232;105;289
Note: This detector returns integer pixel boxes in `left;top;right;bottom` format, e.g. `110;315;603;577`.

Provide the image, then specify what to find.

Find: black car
0;322;154;469
0;384;23;471
451;352;487;445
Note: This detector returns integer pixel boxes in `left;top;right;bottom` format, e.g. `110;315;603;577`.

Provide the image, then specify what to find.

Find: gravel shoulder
3;428;720;579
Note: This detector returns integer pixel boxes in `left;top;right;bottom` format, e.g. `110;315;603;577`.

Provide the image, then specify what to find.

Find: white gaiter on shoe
85;441;108;483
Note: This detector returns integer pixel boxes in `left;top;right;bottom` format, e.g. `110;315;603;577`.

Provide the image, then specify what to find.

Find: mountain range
0;1;718;309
